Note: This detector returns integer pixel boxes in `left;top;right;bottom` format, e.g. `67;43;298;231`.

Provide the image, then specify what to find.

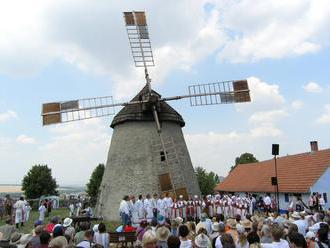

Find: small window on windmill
160;151;168;162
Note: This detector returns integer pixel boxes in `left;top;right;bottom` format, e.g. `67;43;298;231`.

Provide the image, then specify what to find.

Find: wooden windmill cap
111;85;185;128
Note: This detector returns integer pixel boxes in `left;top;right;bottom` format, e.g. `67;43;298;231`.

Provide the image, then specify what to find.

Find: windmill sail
161;80;251;106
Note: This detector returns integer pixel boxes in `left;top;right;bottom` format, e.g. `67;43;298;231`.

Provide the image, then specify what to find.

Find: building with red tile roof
215;142;330;209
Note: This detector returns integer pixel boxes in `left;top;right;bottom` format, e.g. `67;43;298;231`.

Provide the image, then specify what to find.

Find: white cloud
291;100;304;110
249;126;283;138
216;0;330;63
1;1;329;99
38;118;111;184
303;81;323;93
0;110;18;123
316;104;330;124
249;110;288;124
16;135;37;144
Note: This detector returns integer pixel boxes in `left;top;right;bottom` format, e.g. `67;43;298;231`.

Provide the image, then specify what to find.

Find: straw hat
291;212;301;219
156;226;170;241
241;219;252;229
196;222;207;233
212;222;220;232
17;234;33;248
195;233;209;248
10;232;22;245
226;219;237;229
49;236;68;248
63;218;73;227
175;217;183;224
305;231;315;239
236;224;245;234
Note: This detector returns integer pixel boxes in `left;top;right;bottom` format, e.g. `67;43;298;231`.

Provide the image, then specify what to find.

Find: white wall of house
310;167;330;210
235;192;310;211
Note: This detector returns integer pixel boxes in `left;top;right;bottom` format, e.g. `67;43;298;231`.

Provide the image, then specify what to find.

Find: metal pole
274;155;280;212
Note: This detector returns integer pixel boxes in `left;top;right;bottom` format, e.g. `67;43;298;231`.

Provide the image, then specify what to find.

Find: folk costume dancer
144;194;154;223
14;197;25;228
157;195;167;218
193;195;202;222
177;195;186;221
164;193;173;219
135;195;145;222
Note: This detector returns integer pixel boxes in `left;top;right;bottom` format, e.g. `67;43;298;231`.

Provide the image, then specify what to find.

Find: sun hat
175;217;183;224
241;219;252;229
93;224;99;233
17;234;33;248
156;226;170;241
196;222;207;234
10;232;22;244
49;236;68;248
291;212;301;219
63;218;73;227
195;233;209;248
236;224;245;234
212;222;220;232
305;231;315;239
226;219;237;229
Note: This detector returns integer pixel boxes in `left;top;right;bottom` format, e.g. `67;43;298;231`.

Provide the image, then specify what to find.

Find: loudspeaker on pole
272;144;279;156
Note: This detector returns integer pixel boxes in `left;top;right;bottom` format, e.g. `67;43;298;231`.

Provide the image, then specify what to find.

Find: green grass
0;208;120;234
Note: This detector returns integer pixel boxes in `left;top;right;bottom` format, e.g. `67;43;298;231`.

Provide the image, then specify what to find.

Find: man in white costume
194;195;203;221
151;193;158;218
130;196;139;227
119;195;131;227
135;195;145;221
14;197;25;228
163;193;173;219
157;195;167;218
38;201;46;222
144;194;154;222
24;202;32;222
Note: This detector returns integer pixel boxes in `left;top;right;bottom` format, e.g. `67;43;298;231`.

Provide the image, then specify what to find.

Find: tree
195;166;220;196
22;164;58;199
86;164;105;206
230;153;259;171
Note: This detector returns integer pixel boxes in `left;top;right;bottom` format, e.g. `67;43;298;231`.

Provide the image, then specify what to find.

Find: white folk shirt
135;199;144;219
157;198;166;216
143;198;154;219
164;197;173;209
264;196;272;206
119;200;130;215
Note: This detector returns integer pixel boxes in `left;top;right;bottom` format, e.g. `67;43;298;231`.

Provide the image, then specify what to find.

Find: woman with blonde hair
186;221;196;241
142;230;158;248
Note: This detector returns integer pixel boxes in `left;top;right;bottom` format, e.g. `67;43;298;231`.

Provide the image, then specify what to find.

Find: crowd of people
0;192;328;248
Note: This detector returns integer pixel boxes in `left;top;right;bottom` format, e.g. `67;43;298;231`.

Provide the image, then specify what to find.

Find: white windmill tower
41;11;251;221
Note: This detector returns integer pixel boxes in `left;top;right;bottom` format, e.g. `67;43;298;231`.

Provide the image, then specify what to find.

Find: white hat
195;233;209;248
17;234;33;248
291;212;301;219
305;231;315;239
175;217;183;224
236;224;245;234
93;224;99;233
63;217;73;227
194;195;198;198
179;195;183;199
212;222;220;232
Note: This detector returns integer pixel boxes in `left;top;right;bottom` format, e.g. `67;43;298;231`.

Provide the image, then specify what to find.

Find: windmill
41;11;251;221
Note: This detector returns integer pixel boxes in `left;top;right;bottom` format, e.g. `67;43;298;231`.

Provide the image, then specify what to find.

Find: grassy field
0;208;120;234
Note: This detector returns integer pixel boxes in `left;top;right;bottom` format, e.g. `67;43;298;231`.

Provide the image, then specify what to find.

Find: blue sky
0;0;329;185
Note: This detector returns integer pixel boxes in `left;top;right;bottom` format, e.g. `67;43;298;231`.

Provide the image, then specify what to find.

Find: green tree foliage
22;164;58;199
195;166;220;196
230;153;259;171
86;163;105;206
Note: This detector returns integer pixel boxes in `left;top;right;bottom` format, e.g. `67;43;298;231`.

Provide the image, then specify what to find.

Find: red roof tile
215;149;330;193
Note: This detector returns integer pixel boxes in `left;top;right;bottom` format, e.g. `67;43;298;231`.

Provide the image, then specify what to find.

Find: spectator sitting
142;230;158;248
39;231;51;248
156;226;170;248
288;232;307;248
30;225;44;248
76;230;94;248
220;233;235;248
261;224;289;248
94;222;109;248
167;235;180;248
178;224;192;248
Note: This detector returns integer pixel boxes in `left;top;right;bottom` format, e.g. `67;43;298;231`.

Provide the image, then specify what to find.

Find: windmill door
159;173;173;191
